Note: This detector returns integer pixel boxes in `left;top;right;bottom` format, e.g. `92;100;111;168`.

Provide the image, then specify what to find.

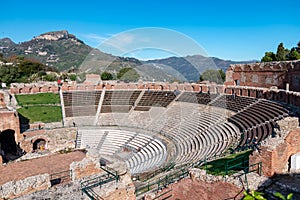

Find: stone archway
33;138;47;151
160;85;164;91
0;129;22;163
191;85;195;92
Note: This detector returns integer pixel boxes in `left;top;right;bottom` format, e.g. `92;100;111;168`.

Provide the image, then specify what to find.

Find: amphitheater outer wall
225;60;300;92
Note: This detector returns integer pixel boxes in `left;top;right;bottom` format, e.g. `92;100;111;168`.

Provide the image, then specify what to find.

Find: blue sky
1;0;300;61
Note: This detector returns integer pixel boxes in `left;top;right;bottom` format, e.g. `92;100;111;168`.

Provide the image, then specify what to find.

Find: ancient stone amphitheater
1;61;300;199
61;88;290;176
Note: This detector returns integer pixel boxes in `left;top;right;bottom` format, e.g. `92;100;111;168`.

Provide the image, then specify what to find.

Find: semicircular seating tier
61;90;291;174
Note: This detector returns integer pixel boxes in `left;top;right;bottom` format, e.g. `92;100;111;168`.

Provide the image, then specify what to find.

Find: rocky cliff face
35;30;73;41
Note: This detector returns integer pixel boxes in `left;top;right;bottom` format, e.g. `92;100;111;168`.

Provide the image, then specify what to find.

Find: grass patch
17;106;62;123
16;93;60;105
200;150;253;176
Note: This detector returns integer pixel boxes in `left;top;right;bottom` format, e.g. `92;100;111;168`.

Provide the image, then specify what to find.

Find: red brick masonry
0;150;85;185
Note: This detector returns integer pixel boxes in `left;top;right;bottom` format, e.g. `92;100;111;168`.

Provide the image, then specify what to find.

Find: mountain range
0;30;255;82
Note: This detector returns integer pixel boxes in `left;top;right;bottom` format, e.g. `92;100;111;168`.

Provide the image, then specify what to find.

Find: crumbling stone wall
0;110;21;142
0;174;51;199
10;80;221;94
226;60;300;92
225;85;300;108
249;117;300;177
70;150;136;200
70;155;103;180
20;128;76;153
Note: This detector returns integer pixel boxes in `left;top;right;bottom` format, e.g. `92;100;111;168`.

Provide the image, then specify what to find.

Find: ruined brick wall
6;73;228;95
225;60;300;92
10;81;224;95
0;174;51;199
226;86;300;107
70;152;136;200
0;110;21;142
20;128;76;153
249;118;300;177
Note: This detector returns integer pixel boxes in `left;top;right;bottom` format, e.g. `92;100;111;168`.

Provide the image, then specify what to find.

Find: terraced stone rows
228;99;289;148
63;91;102;117
156;109;239;165
176;92;219;105
102;90;141;106
209;95;258;112
138;91;177;107
70;91;291;175
77;128;167;175
63;91;102;107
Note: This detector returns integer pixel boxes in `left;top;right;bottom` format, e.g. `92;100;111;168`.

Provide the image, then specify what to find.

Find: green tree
18;59;45;80
296;41;300;53
101;71;113;80
0;65;21;84
276;42;289;61
199;69;225;84
261;52;276;62
44;74;58;81
287;48;300;60
117;67;140;82
69;74;77;81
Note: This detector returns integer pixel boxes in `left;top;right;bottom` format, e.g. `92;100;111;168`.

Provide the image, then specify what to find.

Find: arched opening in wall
231;89;235;95
48;87;52;92
279;91;284;101
247;89;251;97
235;79;240;86
255;90;259;98
266;92;273;100
0;129;23;163
33;138;46;151
191;85;195;92
19;88;23;94
39;87;42;92
239;89;243;96
28;87;32;93
160;85;164;91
